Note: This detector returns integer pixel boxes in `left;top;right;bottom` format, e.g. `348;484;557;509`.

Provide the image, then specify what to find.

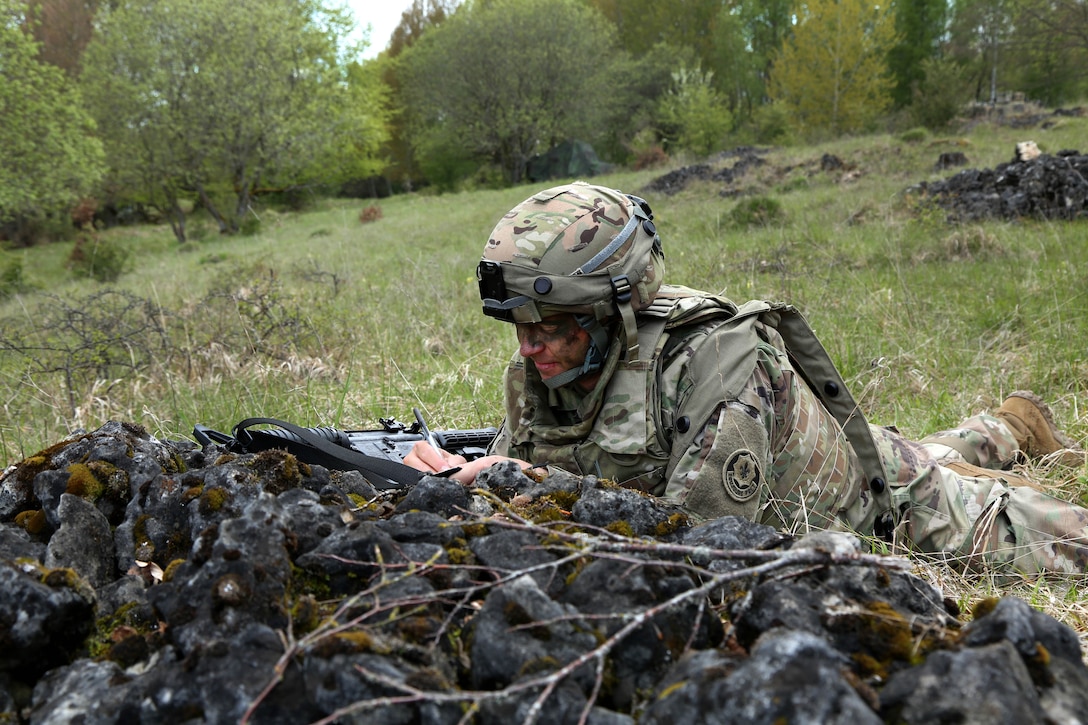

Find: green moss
16;455;49;485
839;600;950;680
564;557;588;588
199;486;229;514
308;628;391;658
182;485;204;503
606;520;634;537
40;566;95;602
543;490;579;510
971;596;1001;620
460;522;489;538
289;563;332;602
249;449;303;494
289;594;321;635
654;512;689;537
14;509;46;535
162;558;187;582
65;463;105;500
528;499;569;524
518;655;560;677
132;513;153;552
445;537;473;565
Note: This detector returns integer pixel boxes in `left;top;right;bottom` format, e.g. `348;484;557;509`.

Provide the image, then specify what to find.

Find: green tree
372;0;458;190
81;0;387;242
1008;0;1088;104
0;0;104;229
593;0;724;68
947;0;1015;102
713;0;793;119
769;0;899;137
909;56;971;129
401;0;627;185
887;0;948;107
657;64;733;156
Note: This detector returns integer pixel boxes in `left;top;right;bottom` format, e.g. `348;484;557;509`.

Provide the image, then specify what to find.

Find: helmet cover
477;182;664;324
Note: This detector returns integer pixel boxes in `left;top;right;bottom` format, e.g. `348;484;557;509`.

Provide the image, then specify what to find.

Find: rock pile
2;422;1087;723
644;147;768;196
911;149;1088;222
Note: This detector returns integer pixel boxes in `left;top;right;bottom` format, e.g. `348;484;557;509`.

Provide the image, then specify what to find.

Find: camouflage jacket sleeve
661;336;786;520
662;321;867;531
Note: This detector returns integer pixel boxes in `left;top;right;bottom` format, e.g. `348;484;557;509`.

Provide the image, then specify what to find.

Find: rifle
193;410;498;491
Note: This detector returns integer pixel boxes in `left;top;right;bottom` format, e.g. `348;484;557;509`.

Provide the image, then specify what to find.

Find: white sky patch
343;0;416;59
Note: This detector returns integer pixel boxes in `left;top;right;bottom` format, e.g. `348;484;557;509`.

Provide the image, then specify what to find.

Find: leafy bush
0;255;30;300
657;65;732;157
750;102;795;145
239;215;262;236
67;234;127;282
730;196;786;227
910;58;971;131
899;127;930;144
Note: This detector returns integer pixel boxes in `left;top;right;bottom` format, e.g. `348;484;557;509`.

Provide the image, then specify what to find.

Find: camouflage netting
2;421;1087;723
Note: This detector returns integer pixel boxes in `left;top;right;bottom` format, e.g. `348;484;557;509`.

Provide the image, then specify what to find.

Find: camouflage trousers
880;415;1088;574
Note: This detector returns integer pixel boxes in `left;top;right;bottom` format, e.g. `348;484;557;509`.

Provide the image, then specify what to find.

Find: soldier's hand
404;440;467;474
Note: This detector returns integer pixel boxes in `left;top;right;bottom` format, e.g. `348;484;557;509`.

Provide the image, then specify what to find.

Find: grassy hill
6;116;1086;466
3;111;1088;640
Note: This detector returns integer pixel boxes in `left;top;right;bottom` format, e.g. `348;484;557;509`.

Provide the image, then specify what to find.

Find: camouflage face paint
515;314;591;382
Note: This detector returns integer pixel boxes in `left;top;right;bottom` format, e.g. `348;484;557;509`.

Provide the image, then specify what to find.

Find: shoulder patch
723;449;761;502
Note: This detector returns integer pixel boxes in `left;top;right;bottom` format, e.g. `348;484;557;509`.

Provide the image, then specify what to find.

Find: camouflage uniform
477;181;1087;575
491;285;1088;575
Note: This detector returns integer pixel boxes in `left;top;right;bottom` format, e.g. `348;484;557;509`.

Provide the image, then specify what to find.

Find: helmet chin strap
541;315;612;390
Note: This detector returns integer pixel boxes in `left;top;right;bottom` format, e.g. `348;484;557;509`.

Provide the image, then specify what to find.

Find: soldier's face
515;314;591;383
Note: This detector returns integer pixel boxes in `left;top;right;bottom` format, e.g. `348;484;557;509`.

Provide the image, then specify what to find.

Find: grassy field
3;113;1088;635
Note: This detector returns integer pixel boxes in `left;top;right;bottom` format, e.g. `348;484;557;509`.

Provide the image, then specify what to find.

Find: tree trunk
195;182;232;234
163;190;187;244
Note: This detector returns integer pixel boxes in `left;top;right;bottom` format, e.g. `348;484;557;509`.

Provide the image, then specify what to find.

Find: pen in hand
413;406;441;452
414;407;461;477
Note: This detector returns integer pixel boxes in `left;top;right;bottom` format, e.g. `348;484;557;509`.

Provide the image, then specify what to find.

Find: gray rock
0;421;1085;723
45;494;115;588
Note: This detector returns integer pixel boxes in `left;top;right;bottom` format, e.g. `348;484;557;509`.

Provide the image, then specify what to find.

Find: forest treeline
2;0;1086;245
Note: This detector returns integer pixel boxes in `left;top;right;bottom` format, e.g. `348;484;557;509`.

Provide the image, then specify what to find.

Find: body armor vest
492;286;892;517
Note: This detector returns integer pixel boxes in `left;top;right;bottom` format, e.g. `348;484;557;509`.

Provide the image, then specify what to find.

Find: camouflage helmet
476;182;664;368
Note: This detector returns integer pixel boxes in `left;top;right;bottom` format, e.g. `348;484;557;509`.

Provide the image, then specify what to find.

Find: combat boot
994;391;1085;465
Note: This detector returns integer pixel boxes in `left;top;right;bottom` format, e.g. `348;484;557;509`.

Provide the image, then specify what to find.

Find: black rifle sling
232;417;423;490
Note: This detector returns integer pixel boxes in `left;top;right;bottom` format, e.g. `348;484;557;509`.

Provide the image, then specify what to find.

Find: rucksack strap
231;417;423;490
759;305;892;508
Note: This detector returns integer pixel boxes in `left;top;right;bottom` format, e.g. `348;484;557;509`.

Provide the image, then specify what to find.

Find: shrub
730;196;786;228
634;146;669;171
910;58;971;131
71;198;98;229
899;127;930;144
239;215;261;236
751;102;795;145
359;206;383;223
68;233;128;282
657;65;732;157
0;255;30;299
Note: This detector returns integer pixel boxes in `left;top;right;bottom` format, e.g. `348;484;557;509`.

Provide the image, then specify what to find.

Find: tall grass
3;119;1087;462
3;111;1088;641
3;119;1087;460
